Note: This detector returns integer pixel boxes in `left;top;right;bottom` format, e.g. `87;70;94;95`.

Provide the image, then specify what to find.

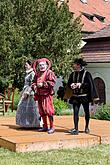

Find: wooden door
94;77;106;104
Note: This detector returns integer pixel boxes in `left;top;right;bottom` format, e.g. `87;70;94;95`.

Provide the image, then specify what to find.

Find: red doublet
34;70;56;116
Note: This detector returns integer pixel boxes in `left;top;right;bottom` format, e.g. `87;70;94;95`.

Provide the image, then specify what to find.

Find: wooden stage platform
0;116;110;152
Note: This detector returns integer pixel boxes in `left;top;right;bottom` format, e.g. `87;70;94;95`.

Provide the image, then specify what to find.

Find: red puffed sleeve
43;70;56;88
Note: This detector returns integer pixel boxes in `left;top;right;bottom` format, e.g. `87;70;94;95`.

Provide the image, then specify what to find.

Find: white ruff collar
26;68;33;74
79;67;85;71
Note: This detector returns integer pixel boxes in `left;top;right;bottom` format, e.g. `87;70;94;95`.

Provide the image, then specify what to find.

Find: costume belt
73;94;87;97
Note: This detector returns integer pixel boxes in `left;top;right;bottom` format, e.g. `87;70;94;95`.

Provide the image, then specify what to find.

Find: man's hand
76;83;81;88
70;83;77;89
70;83;81;89
37;82;43;88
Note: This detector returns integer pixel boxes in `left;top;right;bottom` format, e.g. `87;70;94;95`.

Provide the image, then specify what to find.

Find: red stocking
42;115;48;129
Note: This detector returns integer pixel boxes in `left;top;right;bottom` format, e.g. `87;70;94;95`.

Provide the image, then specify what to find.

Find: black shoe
38;127;48;132
85;127;90;134
69;128;79;135
68;128;74;133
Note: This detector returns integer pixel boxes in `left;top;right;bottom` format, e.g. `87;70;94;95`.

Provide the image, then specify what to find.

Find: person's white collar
26;68;33;74
79;67;85;71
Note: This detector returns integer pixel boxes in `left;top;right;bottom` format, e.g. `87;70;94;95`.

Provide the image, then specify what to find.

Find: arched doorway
94;77;106;104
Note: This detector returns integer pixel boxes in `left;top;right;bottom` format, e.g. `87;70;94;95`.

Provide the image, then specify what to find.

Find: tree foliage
0;0;82;91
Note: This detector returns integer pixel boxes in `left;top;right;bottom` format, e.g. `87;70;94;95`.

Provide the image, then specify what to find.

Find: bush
93;104;110;121
53;97;69;115
12;89;20;110
12;92;70;115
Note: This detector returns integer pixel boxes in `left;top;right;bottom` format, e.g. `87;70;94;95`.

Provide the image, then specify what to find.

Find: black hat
74;58;87;66
26;60;32;66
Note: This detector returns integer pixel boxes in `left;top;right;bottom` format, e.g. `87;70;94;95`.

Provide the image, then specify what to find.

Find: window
94;14;105;22
80;0;87;4
82;12;94;21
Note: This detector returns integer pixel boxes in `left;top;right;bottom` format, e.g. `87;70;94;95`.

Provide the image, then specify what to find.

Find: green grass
0;109;110;164
0;108;16;117
0;144;110;165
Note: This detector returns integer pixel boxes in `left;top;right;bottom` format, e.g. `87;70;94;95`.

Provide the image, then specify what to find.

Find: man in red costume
33;58;56;134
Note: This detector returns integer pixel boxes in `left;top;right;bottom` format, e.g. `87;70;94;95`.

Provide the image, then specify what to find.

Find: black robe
66;69;99;103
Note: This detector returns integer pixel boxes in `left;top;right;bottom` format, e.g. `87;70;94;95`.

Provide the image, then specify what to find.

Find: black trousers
72;96;90;130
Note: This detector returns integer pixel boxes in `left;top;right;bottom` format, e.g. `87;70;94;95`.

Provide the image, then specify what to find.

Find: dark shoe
48;128;55;134
38;127;48;132
68;128;74;133
85;127;90;134
70;128;79;135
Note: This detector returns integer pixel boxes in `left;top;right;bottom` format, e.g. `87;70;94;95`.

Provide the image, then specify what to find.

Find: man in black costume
67;58;99;135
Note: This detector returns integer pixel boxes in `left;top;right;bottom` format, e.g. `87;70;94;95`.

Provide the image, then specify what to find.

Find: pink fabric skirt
38;95;55;116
